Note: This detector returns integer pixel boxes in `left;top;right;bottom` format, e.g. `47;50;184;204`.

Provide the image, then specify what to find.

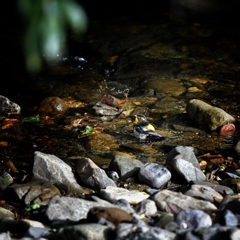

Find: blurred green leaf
24;203;41;211
18;0;88;72
81;125;93;135
23;115;40;123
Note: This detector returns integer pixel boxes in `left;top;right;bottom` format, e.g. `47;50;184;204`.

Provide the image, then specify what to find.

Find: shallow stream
1;1;240;177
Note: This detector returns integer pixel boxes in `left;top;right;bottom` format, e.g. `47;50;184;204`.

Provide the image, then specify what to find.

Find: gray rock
0;171;13;191
167;145;199;169
46;196;105;221
46;195;134;222
116;222;177;240
166;146;205;182
134;199;158;216
186;226;240;240
170;158;206;182
100;186;149;205
93;101;121;116
33;151;76;184
109;155;144;179
57;223;114;240
0;95;21;114
186;99;235;131
138;163;171;188
192;180;234;195
76;158;116;191
221;209;238;227
25;226;51;239
0;232;11;240
9;180;61;205
152;189;217;214
0;208;15;219
32;151;85;194
176;209;212;229
184;184;223;203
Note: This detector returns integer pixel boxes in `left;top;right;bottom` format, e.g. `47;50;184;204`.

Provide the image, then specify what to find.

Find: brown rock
142;79;186;97
86;133;118;151
186;99;235;131
87;207;133;225
37;96;68;116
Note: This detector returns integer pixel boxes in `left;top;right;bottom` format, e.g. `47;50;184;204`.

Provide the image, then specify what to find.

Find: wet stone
0;232;11;240
142;79;186;97
32;151;85;194
37;96;68;116
46;196;106;222
0;209;15;219
220;209;238;227
175;209;212;230
57;223;115;240
46;195;134;222
184;184;223;203
87;206;133;225
138;163;171;189
169;158;206;182
152;189;217;214
193;180;234;196
93;101;122;116
0;95;21;115
9;180;61;205
166;146;205;182
100;186;150;205
86;133;119;152
134;199;158;217
153;96;186;114
116;222;177;240
109;155;144;180
186;99;236;131
167;146;200;169
76;157;116;191
0;171;13;191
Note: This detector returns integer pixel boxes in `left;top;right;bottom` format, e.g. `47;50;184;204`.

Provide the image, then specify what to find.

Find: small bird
133;114;167;143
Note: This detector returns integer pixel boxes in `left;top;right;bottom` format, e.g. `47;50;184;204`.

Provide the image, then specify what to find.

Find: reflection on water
1;1;240;167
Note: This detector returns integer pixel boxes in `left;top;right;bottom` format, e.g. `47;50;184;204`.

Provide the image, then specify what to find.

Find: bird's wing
147;130;163;137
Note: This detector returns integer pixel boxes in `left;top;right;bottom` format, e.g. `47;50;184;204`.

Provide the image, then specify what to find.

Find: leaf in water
23;115;40;123
81;126;93;135
0;141;8;147
24;203;40;211
1;118;19;129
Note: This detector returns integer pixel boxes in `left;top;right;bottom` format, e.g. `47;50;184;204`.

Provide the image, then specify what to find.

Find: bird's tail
141;134;168;143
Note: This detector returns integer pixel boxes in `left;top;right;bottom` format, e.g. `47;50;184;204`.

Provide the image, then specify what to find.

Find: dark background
1;0;240;90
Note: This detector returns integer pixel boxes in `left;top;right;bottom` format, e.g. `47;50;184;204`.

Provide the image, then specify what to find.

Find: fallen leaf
81;126;93;135
1;118;19;129
0;141;8;147
23;115;40;123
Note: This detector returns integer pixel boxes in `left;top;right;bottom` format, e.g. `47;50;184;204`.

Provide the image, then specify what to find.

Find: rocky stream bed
1;1;240;239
